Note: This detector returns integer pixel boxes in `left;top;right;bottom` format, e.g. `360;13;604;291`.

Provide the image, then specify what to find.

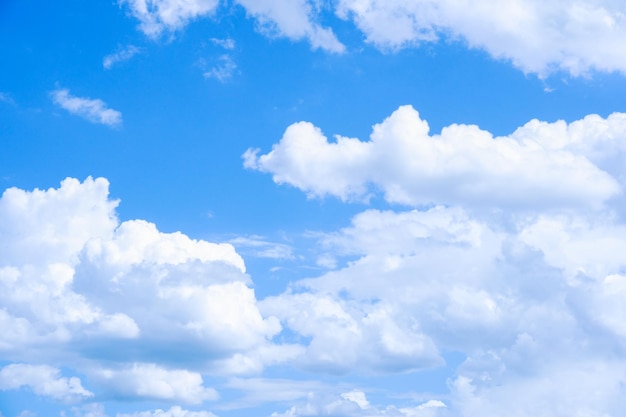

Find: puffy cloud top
245;105;624;210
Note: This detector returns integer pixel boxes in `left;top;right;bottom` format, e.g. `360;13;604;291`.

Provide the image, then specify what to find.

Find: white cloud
222;377;326;409
210;37;235;50
0;177;282;394
260;291;443;373
0;364;93;402
118;406;218;417
51;89;122;127
103;45;142;69
229;235;294;260
235;0;344;53
119;0;220;37
336;0;626;76
271;391;446;417
245;105;623;211
118;1;626;75
203;55;237;82
121;0;344;52
259;198;626;415
243;99;626;412
91;363;218;404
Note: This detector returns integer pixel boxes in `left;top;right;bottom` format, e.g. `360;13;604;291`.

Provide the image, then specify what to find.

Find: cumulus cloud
119;0;220;38
118;0;626;75
91;363;218;404
244;105;623;211
103;45;142;69
258;198;626;415
246;100;626;413
0;364;93;402
260;291;443;373
234;0;344;53
336;0;626;75
0;177;282;400
51;89;122;127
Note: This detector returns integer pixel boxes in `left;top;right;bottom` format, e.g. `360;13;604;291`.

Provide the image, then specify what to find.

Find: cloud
118;407;218;417
336;0;626;76
229;235;294;260
0;92;15;105
234;0;344;53
260;291;443;373
0;364;93;402
118;1;626;75
90;363;218;404
245;100;626;412
121;0;344;52
210;37;235;50
244;105;624;211
222;377;326;409
103;45;142;69
0;177;282;399
203;55;237;82
258;198;626;415
51;89;122;127
119;0;220;38
271;390;446;417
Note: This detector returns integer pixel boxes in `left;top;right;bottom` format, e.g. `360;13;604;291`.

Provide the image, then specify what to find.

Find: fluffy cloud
257;199;626;415
119;1;626;75
0;364;92;402
336;0;626;75
234;0;344;52
121;0;343;52
90;364;218;404
248;100;626;412
119;0;220;37
261;292;443;373
245;105;624;211
0;177;281;402
51;89;122;127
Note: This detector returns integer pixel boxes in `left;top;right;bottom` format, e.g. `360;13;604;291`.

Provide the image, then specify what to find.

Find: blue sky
2;1;626;416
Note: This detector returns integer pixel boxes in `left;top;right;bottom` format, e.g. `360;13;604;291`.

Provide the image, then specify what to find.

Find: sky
2;0;626;416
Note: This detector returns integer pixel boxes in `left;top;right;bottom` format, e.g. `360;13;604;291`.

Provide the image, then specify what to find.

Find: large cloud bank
0;177;284;408
120;0;626;75
4;108;626;415
246;107;626;416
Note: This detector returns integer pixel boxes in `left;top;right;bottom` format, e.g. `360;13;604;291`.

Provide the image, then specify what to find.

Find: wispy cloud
103;45;142;69
229;235;294;260
0;92;15;105
203;55;238;82
210;37;235;50
51;88;122;127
